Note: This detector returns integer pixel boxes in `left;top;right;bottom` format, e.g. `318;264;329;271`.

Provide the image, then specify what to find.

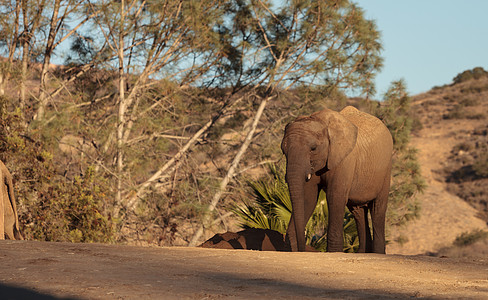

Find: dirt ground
1;240;488;299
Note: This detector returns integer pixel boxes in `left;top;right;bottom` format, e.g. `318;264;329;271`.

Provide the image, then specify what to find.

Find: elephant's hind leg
0;177;4;240
369;199;387;253
347;204;372;253
369;165;391;254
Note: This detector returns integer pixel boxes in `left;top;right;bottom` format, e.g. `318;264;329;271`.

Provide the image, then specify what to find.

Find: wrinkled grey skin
0;160;23;240
281;106;392;253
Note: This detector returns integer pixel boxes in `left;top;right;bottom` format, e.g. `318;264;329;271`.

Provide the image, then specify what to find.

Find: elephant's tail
5;175;23;240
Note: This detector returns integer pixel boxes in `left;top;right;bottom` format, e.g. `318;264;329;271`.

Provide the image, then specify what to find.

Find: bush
473;153;488;178
0;96;115;243
460;97;479;107
452;142;474;153
453;67;488;84
454;230;488;247
22;166;115;243
443;104;466;119
374;80;425;226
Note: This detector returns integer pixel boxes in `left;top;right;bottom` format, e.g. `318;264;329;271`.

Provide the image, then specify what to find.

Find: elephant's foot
326;242;343;252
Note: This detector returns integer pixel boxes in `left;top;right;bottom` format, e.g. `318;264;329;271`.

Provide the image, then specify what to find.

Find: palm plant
234;164;358;252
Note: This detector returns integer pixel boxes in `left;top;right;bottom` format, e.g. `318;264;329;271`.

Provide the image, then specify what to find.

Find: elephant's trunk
285;145;311;252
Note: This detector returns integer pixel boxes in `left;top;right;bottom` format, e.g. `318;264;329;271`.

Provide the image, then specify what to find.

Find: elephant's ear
281;134;287;154
326;112;358;170
281;122;293;154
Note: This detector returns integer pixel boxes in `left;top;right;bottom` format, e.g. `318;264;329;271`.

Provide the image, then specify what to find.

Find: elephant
0;160;23;240
281;106;392;253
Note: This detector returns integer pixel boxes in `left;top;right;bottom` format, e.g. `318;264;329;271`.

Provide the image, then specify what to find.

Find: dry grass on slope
386;76;488;256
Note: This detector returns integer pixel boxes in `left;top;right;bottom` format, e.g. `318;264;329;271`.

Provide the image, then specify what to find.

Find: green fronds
233;202;288;234
375;80;426;227
235;163;358;252
234;164;292;234
343;214;360;253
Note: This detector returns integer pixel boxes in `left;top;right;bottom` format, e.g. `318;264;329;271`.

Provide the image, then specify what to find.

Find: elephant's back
340;106;392;149
340;107;393;201
339;106;385;129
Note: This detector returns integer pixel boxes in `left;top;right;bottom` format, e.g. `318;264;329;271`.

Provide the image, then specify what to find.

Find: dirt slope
1;240;488;299
386;80;488;255
386;130;487;254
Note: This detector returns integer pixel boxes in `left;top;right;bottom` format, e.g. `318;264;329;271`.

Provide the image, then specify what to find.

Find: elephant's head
280;108;358;251
281;108;358;180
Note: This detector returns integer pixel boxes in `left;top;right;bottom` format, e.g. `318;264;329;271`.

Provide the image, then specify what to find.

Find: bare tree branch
189;95;273;246
125;96;245;210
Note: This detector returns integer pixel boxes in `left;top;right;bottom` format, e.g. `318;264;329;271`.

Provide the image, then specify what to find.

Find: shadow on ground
0;283;79;300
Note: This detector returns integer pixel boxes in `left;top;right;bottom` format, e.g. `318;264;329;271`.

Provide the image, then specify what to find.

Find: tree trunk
0;72;4;96
20;38;28;111
35;0;60;121
114;0;126;217
0;1;20;96
188;95;271;246
125;96;245;211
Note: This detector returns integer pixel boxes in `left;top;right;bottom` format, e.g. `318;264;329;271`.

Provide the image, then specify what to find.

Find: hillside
387;75;488;255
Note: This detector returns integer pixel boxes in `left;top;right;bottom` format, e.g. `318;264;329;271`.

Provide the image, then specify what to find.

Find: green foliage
443;104;466;120
460;84;488;94
395;235;409;246
453;142;474;153
386;147;424;225
234;164;292;234
0;96;114;243
234;164;358;252
374;80;425;226
453;230;488;247
473;153;488;178
23;166;115;243
219;0;382;93
453;67;488;84
443;104;486;120
375;80;412;151
459;97;479;107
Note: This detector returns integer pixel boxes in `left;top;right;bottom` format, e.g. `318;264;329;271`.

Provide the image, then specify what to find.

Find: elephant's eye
310;145;317;152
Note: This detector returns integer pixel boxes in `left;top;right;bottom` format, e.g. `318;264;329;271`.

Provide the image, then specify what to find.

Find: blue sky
359;1;488;98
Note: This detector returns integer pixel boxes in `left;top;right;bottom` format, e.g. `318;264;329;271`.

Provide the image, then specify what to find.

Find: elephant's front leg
326;195;347;252
325;170;353;252
0;181;4;240
286;177;320;251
